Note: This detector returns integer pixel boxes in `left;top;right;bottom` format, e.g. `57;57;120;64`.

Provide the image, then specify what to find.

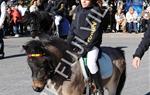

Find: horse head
23;39;59;92
23;11;41;38
23;38;74;92
23;11;55;39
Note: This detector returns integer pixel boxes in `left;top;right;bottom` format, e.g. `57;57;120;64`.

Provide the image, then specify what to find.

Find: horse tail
116;65;126;95
115;46;126;59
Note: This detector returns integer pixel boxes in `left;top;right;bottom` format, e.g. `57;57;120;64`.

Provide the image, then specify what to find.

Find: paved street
0;33;149;95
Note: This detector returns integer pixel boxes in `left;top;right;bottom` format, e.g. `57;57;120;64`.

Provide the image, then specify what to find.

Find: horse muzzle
32;80;45;92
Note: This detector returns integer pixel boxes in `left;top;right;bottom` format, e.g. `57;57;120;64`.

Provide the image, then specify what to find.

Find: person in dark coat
132;25;150;69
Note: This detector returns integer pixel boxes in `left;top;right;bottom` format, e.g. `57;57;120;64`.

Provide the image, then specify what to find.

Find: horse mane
49;38;71;49
25;37;67;49
23;39;47;54
24;37;74;62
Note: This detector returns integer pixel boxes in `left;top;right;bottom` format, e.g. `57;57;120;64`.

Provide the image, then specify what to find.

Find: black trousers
0;30;4;54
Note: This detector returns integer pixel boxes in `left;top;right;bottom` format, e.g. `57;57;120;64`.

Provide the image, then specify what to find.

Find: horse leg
107;69;126;95
106;67;121;95
114;59;126;95
116;68;126;95
105;77;118;95
107;84;117;95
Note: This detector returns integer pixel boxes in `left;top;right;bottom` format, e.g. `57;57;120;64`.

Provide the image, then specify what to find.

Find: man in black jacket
132;25;150;69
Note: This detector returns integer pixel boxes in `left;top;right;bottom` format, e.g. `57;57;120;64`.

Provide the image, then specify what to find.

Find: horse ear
22;11;31;24
41;42;48;50
24;10;30;17
41;40;51;46
22;45;28;51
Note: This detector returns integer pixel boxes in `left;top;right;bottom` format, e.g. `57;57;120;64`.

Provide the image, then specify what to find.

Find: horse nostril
33;87;43;92
32;80;45;92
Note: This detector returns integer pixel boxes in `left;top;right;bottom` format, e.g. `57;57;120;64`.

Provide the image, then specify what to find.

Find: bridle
27;52;56;78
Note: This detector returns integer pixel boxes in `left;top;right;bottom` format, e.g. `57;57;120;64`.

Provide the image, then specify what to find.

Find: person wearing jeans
10;4;22;37
13;22;20;37
126;7;138;33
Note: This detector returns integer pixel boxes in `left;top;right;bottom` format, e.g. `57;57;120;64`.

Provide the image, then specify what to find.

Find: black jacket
68;4;108;52
133;26;150;59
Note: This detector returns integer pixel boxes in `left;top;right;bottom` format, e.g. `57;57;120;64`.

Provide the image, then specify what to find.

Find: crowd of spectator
2;0;28;38
113;1;150;33
1;0;150;39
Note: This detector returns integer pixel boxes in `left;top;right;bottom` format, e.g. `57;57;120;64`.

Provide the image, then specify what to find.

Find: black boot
92;71;104;95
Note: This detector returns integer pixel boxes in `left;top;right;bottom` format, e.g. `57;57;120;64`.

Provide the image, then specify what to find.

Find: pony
33;0;78;11
23;11;56;41
23;37;126;95
23;11;70;40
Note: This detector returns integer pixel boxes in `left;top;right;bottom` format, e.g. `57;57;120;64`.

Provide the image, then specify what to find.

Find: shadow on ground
2;53;26;59
145;92;150;95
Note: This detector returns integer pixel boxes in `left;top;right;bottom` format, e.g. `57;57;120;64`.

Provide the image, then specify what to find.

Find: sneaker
14;34;20;37
112;30;115;33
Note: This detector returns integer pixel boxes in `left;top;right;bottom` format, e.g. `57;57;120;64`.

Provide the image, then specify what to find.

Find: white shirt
115;13;126;22
18;5;28;16
126;11;138;23
29;5;38;12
